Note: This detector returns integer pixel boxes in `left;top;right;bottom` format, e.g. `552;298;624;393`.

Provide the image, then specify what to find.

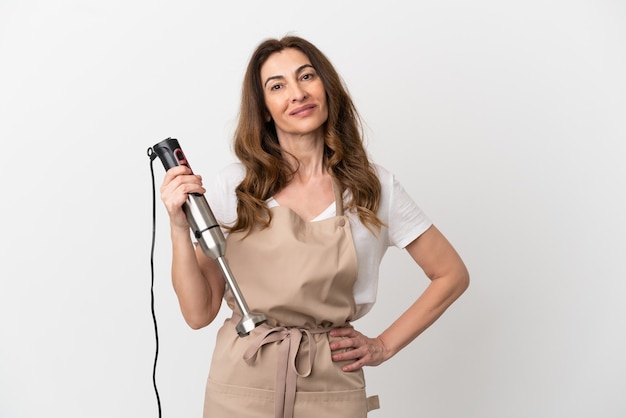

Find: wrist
376;335;394;362
170;223;192;241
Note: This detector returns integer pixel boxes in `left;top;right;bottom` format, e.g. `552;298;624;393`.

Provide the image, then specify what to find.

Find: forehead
260;48;311;79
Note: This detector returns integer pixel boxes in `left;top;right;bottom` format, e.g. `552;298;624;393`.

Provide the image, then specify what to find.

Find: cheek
316;89;329;119
321;105;329;121
264;97;284;120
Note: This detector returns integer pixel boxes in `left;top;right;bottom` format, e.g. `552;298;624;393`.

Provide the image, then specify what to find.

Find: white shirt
206;162;432;319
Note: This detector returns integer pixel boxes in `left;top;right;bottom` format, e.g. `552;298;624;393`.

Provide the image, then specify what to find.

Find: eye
301;72;315;81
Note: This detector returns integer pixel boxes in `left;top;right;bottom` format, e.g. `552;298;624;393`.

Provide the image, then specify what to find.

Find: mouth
289;104;316;116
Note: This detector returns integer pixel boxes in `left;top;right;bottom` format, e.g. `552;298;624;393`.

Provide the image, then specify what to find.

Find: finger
334;348;371;372
332;347;361;364
162;174;205;200
329;327;358;338
329;336;356;352
341;358;366;372
162;165;191;183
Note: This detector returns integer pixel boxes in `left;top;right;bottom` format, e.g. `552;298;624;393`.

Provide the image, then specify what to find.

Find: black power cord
147;147;162;418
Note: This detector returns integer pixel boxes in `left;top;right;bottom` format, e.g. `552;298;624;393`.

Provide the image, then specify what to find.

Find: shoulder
212;162;245;191
370;162;426;219
207;162;245;202
216;161;246;182
207;162;243;228
370;163;433;248
371;162;390;175
371;163;396;192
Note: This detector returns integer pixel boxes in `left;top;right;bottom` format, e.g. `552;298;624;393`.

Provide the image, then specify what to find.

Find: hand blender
151;137;267;337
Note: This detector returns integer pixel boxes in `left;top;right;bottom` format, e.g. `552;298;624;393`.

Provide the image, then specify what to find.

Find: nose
290;84;307;102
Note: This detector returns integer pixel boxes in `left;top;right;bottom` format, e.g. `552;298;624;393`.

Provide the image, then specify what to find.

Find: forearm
170;225;223;329
377;272;468;359
377;225;470;359
330;226;469;371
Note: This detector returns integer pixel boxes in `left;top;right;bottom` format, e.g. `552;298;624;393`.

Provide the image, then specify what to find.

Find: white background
1;1;625;417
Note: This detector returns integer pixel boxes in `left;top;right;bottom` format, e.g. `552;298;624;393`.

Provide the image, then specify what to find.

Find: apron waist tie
233;314;335;418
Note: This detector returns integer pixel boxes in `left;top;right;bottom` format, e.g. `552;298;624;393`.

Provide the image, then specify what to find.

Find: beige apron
203;182;380;417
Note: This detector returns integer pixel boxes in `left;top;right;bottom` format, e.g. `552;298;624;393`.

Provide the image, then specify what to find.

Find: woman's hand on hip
329;327;389;372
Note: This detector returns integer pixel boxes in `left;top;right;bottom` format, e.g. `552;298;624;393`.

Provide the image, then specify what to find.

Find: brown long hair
230;35;383;234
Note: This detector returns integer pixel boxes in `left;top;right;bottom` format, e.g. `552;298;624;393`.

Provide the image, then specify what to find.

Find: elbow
183;311;215;330
456;266;470;297
187;319;210;330
179;295;222;330
439;261;469;301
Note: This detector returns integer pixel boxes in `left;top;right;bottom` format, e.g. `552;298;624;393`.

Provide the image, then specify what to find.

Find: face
260;48;328;140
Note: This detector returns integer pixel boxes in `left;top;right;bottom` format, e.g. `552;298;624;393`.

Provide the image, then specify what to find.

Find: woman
160;36;469;417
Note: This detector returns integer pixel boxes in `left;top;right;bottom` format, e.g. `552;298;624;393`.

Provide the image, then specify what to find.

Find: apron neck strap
331;178;344;216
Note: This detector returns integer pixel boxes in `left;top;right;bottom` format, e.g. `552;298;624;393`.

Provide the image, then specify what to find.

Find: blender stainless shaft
184;193;267;337
151;137;267;337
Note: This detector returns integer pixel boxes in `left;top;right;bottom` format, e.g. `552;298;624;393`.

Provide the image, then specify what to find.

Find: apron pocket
204;378;274;417
293;388;373;417
205;379;379;417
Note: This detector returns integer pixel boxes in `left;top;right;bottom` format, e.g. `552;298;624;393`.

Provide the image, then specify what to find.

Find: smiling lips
290;104;316;116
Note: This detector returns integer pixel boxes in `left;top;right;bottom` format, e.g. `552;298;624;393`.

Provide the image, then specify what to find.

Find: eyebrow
263;64;315;88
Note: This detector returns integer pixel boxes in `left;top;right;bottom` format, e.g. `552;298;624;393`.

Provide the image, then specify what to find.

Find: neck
279;133;326;178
